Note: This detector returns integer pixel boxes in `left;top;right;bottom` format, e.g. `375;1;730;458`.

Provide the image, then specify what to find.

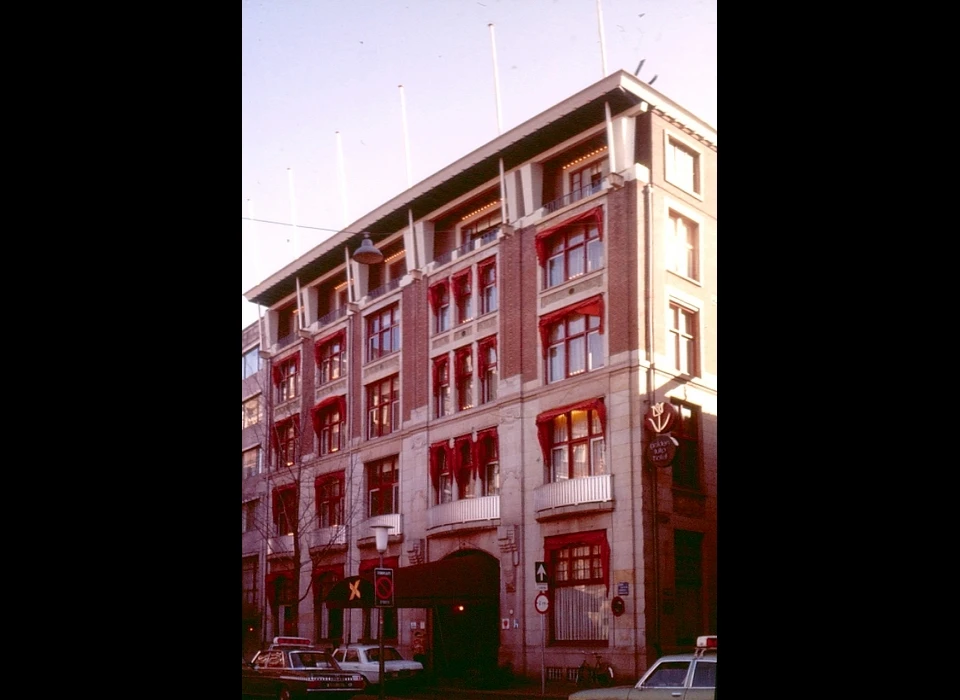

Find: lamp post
371;524;391;700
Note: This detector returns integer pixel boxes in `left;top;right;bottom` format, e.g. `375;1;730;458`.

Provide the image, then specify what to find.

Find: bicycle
576;651;614;687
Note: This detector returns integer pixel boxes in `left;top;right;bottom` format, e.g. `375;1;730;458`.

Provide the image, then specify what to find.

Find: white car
331;643;424;687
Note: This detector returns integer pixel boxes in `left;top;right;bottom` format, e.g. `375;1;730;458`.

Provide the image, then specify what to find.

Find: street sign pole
541;613;545;696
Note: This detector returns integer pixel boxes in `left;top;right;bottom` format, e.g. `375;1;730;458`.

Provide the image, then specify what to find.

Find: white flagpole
287;167;300;255
488;23;503;134
336;131;349;229
596;0;608;77
399;85;413;188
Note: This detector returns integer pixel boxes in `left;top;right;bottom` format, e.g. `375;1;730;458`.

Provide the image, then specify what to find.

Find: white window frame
663;130;704;200
665;288;703;378
662;196;704;285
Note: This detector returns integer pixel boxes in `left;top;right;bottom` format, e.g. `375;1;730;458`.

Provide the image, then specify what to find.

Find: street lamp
353;233;384;265
371;524;392;700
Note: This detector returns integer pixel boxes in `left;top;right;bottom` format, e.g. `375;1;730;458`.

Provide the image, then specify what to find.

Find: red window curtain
311;395;345;437
477;256;496;282
452;268;471;306
538;294;604;358
454;345;471;379
429;440;452;491
454;435;473;491
534;206;604;267
477;335;496;374
272;352;302;383
474;427;499;475
535;397;606;465
314;470;345;509
428;280;449;312
265;570;294;606
544;529;611;594
432;355;447;389
271;416;301;450
314;329;346;365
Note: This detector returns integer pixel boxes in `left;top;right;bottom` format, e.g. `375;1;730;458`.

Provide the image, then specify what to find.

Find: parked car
568;635;716;700
331;642;424;687
243;636;367;700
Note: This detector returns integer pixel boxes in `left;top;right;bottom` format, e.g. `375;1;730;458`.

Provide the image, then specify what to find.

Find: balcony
316;306;348;329
367;278;401;301
358;513;403;545
267;534;294;557
426;495;500;530
542;181;604;214
533;474;613;519
310;525;347;551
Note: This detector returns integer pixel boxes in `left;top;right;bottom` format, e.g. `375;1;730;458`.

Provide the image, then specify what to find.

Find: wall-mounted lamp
353;233;384;265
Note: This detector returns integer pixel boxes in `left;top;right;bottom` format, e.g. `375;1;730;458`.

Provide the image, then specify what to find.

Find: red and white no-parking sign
375;567;394;608
534;591;550;614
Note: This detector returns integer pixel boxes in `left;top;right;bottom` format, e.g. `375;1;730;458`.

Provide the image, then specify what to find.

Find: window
478;257;497;315
671;401;701;490
433;443;453;505
668;302;698;375
569;160;604;202
540;295;604;384
469;429;500;497
462;206;501;245
668;211;699;281
430;430;500;503
242;448;262;480
316;331;346;385
242;556;258;606
478;335;498;404
433;356;451;418
367;457;399;516
366;304;400;361
645;661;691;688
242;499;258;533
430;281;451;334
674;530;704;647
535;207;604;290
273;355;300;403
315;472;344;528
242;395;262;429
272;417;299;468
272;486;299;536
313;567;344;644
540;404;606;482
312;397;344;456
242;347;260;379
666;135;701;196
455;346;474;411
546;530;610;643
366;374;400;438
453;269;473;324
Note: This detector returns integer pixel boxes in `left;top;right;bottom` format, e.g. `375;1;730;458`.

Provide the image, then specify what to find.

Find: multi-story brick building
241;69;716;683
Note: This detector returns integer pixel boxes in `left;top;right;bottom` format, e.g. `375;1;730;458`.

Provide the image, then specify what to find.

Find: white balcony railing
359;512;403;538
426;495;500;529
267;534;295;556
310;525;347;550
533;474;613;512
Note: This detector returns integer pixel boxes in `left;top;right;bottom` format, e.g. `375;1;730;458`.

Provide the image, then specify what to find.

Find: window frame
535;207;604;291
272;417;300;469
545;530;610;644
315;471;345;528
316;331;346;385
242;447;262;480
273;355;300;404
242;394;262;429
667;299;700;377
478;256;498;316
366;457;399;517
453;269;473;325
664;131;703;199
366;304;400;363
670;400;702;490
366;374;400;438
272;485;299;536
242;347;261;379
478;335;498;405
455;346;474;411
242;499;258;533
433;356;451;418
312;397;345;456
429;281;451;334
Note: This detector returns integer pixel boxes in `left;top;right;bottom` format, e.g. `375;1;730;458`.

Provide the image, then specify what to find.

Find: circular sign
376;574;393;600
611;596;625;617
534;592;550;614
647;434;678;468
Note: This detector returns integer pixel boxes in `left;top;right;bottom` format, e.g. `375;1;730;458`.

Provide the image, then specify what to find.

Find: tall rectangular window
671;401;701;490
478;257;497;315
273;418;299;468
367;457;399;516
317;333;346;385
242;557;258;606
430;282;451;334
242;395;262;429
316;472;345;528
668;211;699;281
242;499;258;533
478;336;498;404
666;136;701;196
454;270;473;324
273;486;299;536
570;160;604;202
668;302;698;376
547;531;610;643
433;357;451;418
242;447;262;480
544;222;603;289
455;347;474;411
546;312;604;383
313;399;343;456
546;407;606;481
435;447;453;505
367;375;400;438
242;348;260;379
274;356;299;403
366;304;400;362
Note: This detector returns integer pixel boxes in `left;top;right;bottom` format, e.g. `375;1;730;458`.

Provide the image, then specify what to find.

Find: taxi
242;636;367;700
568;635;717;700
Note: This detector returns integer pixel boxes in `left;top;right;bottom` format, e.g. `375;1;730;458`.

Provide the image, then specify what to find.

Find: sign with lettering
375;568;394;608
647;434;678;468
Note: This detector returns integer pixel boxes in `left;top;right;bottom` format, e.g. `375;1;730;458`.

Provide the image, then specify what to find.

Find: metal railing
533;474;613;511
359;512;403;537
542;182;603;214
367;277;401;300
310;525;347;549
275;333;298;350
426;495;500;529
316;306;348;328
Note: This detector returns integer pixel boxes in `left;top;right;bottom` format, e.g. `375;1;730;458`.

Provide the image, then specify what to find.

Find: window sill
664;176;704;202
666;269;702;287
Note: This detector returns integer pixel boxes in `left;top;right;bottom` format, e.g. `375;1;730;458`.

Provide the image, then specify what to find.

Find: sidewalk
355;676;580;699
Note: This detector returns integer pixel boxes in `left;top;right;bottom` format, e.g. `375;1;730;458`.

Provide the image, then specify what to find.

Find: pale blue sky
242;0;717;329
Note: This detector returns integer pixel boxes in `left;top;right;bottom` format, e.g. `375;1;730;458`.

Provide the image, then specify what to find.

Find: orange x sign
348;580;362;601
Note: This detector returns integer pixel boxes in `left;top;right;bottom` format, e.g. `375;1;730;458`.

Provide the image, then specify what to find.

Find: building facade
241;69;716;683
